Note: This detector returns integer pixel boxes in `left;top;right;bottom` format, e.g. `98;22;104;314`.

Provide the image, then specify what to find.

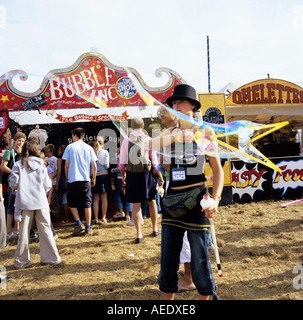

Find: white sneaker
126;220;144;226
7;232;18;241
113;211;125;219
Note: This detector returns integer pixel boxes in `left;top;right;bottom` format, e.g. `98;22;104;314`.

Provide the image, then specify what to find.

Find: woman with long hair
10;140;61;269
91;137;111;224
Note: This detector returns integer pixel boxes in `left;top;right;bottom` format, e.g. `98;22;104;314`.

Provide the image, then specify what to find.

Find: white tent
226;104;303;128
218;82;239;95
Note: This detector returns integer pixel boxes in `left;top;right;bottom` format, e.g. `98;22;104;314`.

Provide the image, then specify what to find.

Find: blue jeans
158;224;218;299
114;179;132;213
57;176;67;207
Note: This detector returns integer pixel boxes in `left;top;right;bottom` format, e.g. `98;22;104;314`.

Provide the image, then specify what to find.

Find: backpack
127;133;152;173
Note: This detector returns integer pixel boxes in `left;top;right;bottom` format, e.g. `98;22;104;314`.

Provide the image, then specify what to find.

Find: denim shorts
7;187;16;215
158;224;218;299
91;174;111;194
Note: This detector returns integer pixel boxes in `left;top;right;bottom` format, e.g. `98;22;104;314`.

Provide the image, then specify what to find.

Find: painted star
0;95;9;103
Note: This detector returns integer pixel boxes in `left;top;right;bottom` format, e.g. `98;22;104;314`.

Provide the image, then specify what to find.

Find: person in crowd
0;165;12;282
44;144;60;221
1;132;26;240
62;128;97;235
40;149;58;240
10;140;61;268
55;145;69;223
0;167;6;248
178;235;196;291
157;104;178;188
148;84;224;300
91;137;111;224
28;125;48;151
112;143;132;221
119;117;164;244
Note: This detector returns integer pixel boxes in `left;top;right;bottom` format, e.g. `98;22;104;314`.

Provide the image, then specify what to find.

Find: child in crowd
40;150;58;239
10;140;61;268
55;145;69;222
1;132;26;240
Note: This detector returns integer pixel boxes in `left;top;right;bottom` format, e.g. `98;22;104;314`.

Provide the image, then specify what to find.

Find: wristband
213;193;221;200
91;178;96;182
0;198;4;201
157;176;163;180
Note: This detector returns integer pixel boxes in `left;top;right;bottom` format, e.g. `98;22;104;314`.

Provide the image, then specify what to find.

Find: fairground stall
0;52;185;218
225;78;303;202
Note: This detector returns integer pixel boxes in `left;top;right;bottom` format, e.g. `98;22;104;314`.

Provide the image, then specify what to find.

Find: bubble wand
210;218;222;277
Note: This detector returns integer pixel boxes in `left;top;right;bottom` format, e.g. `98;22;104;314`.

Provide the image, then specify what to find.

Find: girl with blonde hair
91;137;111;224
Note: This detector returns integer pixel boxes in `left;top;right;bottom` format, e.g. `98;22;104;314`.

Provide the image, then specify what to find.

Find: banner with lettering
231;156;303;202
226;78;303;106
0;52;185;135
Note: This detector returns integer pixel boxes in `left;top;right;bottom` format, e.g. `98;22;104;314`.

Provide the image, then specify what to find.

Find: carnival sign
0;52;185;112
231;161;268;200
0;52;186;136
226;78;303;106
231;157;303;202
55;111;129;123
272;159;303;196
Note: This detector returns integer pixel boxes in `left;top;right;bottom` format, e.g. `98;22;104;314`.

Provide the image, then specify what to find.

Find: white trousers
0;203;6;248
180;231;191;264
14;208;61;269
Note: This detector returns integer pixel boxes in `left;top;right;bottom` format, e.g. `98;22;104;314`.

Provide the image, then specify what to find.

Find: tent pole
207;35;211;93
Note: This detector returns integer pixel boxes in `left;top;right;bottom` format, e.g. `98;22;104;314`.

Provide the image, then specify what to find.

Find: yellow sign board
198;93;232;186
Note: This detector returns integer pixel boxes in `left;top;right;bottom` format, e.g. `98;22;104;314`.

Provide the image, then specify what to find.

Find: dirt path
1;200;303;300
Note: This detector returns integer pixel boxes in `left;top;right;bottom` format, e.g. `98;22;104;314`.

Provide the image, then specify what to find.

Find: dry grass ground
1;199;303;300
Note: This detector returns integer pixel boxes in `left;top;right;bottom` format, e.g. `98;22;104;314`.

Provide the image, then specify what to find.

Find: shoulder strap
11;149;15;165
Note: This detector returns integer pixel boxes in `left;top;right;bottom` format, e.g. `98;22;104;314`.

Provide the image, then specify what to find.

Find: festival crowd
0;84;224;300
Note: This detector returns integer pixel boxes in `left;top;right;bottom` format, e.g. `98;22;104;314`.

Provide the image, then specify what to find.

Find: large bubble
2;58;288;172
51;65;289;172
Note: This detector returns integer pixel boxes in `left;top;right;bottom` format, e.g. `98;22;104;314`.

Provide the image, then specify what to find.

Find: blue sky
1;0;303;94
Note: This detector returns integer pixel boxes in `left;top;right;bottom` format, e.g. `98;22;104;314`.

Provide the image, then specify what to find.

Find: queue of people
0;84;223;300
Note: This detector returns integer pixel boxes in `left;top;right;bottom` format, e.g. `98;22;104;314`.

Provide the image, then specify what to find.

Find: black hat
166;84;201;111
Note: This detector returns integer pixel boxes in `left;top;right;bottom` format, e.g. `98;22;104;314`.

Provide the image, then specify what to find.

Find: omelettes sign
227;79;303;106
